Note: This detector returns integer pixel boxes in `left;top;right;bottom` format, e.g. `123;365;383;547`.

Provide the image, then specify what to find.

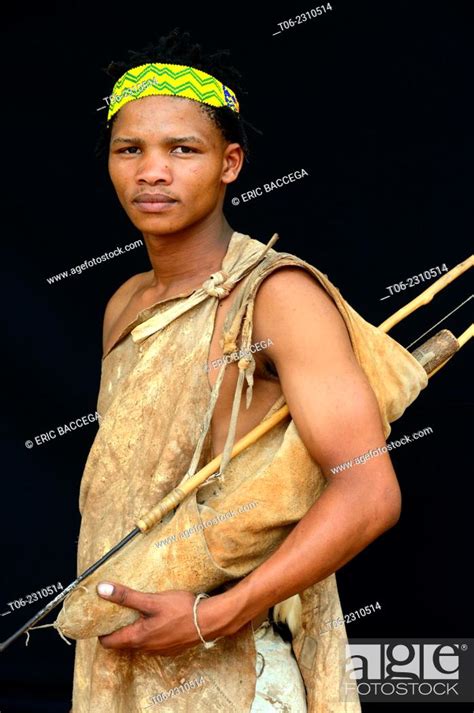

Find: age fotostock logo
342;639;474;702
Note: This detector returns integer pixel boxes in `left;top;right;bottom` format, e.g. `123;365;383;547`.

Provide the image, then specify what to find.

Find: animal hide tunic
57;231;428;712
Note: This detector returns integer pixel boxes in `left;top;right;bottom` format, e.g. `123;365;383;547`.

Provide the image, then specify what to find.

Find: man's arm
198;266;401;637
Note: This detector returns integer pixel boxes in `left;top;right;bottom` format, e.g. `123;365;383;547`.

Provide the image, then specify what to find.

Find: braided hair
96;27;254;161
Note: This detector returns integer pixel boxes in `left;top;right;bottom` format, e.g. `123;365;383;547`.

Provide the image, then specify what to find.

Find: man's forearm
199;472;400;638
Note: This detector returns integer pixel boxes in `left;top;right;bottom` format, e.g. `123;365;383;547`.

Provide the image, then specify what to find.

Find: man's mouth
132;192;178;213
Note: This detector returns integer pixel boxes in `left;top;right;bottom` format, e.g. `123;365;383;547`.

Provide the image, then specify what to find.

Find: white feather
273;594;302;637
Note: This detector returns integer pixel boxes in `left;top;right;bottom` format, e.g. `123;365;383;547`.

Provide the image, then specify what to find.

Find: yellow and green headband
106;62;240;121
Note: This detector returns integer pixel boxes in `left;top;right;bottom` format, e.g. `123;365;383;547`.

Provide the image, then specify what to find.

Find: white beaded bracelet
192;593;222;649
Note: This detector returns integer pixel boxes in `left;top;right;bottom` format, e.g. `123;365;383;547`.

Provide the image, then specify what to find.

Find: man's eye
172;146;197;154
118;147;141;154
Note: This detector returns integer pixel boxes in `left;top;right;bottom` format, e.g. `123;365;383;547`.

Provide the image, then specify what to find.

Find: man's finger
96;581;154;614
98;620;144;649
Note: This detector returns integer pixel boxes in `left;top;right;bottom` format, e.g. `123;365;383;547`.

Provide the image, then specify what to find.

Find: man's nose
137;153;172;183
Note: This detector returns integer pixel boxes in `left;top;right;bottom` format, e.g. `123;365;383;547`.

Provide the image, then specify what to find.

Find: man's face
108;95;243;235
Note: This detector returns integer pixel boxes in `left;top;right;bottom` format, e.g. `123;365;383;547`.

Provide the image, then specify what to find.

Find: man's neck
142;217;235;298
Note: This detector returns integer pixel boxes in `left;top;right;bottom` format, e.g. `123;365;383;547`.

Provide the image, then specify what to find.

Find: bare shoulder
254;265;338;312
102;270;152;352
252;265;353;363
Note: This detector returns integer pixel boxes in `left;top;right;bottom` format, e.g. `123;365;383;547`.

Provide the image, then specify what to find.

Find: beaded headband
106;62;240;121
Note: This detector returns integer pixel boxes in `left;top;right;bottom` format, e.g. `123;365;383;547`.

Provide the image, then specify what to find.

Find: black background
1;1;472;711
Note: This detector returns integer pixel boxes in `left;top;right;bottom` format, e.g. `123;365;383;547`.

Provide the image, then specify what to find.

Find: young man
60;28;428;712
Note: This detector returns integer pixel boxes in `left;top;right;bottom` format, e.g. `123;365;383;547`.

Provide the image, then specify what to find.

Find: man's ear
221;142;244;185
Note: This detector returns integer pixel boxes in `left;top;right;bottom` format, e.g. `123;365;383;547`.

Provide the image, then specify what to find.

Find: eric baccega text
204;338;273;372
25;412;101;448
231;169;309;205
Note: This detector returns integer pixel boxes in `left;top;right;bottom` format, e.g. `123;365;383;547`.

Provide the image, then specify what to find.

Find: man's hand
96;582;203;655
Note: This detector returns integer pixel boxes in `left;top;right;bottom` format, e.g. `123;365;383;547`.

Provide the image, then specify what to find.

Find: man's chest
103;279;283;459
